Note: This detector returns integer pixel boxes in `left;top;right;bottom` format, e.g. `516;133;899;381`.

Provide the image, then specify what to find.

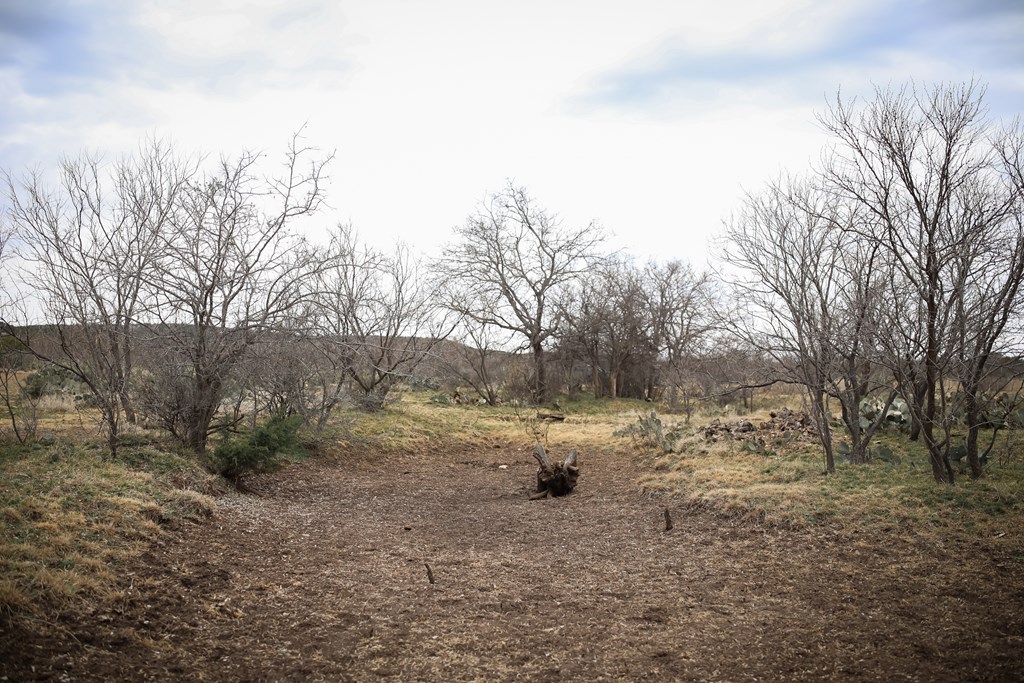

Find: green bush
209;414;303;482
21;365;81;399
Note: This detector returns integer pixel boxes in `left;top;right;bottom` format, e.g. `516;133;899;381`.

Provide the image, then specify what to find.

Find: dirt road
5;441;1023;681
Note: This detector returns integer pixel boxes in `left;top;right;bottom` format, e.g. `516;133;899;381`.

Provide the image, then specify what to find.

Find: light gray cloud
120;1;354;96
0;0;357;179
0;0;126;96
576;0;1024;116
0;0;353;100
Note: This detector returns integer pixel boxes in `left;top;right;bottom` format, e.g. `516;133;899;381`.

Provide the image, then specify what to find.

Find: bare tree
594;258;656;399
139;133;331;452
646;259;715;417
439;183;604;403
821;81;1024;482
436;317;512;406
723;176;892;473
308;225;450;412
557;280;606;399
2;141;195;454
0;227;38;444
947;163;1024;477
562;256;656;399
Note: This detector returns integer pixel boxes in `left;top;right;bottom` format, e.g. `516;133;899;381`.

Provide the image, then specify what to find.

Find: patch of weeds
614;411;687;453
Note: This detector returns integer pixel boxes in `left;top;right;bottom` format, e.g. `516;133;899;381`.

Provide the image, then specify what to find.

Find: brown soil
3;441;1024;681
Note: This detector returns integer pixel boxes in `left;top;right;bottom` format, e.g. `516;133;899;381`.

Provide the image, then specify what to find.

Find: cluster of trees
1;82;1022;488
434;187;716;409
0;135;723;459
724;81;1024;483
0;133;448;455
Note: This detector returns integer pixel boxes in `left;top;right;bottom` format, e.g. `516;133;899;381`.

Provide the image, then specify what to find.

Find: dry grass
332;391;644;457
35;394;77;414
632;404;1024;543
0;436;218;621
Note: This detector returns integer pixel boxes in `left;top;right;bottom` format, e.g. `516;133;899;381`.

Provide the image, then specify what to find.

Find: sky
2;0;1023;266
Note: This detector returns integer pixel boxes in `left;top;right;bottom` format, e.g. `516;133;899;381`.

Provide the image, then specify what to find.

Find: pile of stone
760;407;816;435
702;407;816;442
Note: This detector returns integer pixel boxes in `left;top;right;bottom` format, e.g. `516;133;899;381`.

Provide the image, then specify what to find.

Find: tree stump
530;443;579;499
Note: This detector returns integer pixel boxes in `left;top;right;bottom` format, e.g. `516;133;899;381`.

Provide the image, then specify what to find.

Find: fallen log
536;412;566;422
530;442;579;499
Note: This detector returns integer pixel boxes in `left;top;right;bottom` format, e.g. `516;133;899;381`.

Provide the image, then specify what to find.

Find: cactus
858;396;911;431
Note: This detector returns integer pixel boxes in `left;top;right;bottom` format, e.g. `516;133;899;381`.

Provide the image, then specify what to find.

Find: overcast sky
2;0;1023;265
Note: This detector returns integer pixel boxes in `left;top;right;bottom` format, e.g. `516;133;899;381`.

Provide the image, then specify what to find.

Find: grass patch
637;412;1024;540
334;390;651;455
0;435;218;621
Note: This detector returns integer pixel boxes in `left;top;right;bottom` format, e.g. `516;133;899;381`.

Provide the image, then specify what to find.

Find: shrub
20;365;81;400
209;414;303;483
614;411;686;453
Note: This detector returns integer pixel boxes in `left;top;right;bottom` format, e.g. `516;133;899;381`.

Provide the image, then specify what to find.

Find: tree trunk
120;389;137;426
839;398;868;465
104;404;121;457
908;378;927;441
964;389;985;479
120;339;138;425
532;341;546;404
810;387;834;474
184;371;223;454
185;406;214;454
924;269;955;484
530;443;579;498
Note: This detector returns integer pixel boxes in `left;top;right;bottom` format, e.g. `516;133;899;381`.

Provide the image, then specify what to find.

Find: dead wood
531;443;579;498
536;412;566;422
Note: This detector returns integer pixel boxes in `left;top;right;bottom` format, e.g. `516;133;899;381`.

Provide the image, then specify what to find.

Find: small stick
424;562;435;584
664;508;674;532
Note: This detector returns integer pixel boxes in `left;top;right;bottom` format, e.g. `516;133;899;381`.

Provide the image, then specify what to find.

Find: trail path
9;441;1024;681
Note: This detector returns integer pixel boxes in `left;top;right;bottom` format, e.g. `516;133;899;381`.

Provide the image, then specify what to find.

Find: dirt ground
3;440;1024;682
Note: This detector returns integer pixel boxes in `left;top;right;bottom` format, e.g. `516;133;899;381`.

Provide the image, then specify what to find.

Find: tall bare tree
2;141;195;454
946;154;1024;477
646;259;715;415
439;183;604;403
821;81;1024;482
723;177;892;473
139;133;330;452
562;256;655;399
